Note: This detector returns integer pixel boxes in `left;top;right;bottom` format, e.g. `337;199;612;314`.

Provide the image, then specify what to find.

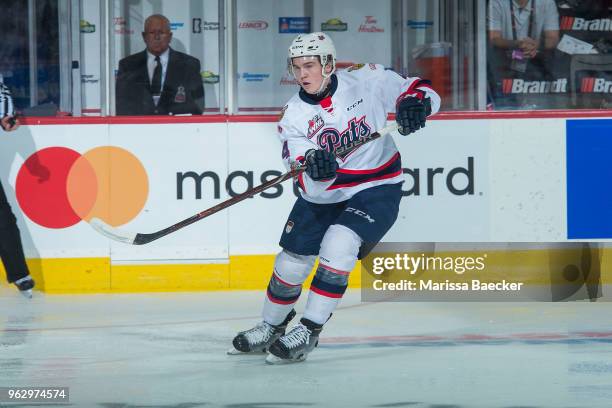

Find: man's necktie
151;56;162;96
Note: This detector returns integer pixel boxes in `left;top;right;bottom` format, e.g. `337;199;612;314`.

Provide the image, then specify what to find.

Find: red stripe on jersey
320;96;334;113
396;79;428;104
337;152;400;175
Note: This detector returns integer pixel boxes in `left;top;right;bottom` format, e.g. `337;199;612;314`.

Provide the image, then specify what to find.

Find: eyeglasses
144;31;171;37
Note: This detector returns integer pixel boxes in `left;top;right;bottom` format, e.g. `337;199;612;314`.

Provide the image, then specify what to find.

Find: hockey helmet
287;32;336;79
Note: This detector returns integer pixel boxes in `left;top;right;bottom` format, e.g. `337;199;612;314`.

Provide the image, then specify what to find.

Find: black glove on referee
396;96;432;135
304;149;338;181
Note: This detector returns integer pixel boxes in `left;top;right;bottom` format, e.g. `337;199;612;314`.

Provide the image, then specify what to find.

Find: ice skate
14;276;35;299
265;318;322;364
227;309;296;355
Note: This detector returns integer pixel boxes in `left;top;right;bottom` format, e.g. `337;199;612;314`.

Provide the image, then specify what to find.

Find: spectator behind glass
488;0;560;107
115;14;204;116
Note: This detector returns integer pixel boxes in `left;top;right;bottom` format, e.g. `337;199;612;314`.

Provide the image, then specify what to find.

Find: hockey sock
303;224;361;324
262;250;315;325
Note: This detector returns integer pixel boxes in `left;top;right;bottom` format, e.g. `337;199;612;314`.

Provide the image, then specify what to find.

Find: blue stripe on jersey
329;153;401;190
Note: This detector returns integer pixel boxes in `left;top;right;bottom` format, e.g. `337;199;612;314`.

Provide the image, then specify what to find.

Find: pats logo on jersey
317;116;372;161
307;114;324;138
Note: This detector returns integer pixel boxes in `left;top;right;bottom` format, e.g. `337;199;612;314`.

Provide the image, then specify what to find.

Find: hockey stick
90;122;399;245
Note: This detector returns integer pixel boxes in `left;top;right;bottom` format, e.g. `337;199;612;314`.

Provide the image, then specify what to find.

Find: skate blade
226;347;267;356
19;289;33;299
265;353;306;365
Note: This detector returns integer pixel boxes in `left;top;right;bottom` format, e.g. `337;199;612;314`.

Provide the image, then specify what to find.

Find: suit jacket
116;48;204;115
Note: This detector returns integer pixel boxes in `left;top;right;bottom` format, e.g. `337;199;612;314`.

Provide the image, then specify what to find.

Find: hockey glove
396;96;432;135
304;149;338;181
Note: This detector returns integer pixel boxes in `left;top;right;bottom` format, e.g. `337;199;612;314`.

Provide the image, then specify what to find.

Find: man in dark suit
116;14;204;115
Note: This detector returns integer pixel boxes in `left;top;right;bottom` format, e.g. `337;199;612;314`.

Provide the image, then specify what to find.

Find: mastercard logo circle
16;146;148;229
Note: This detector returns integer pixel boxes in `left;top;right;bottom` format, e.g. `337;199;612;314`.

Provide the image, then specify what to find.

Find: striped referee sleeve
0;82;15;118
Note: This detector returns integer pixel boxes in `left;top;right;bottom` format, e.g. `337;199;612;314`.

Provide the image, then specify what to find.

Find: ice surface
1;287;612;407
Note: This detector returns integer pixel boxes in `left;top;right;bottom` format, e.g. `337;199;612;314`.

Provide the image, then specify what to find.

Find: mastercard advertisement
3;123;234;262
16;146;148;229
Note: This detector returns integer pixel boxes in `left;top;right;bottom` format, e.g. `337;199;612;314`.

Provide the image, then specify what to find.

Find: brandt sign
502;78;567;94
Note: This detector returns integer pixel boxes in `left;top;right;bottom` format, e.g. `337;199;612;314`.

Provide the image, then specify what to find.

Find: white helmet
287;32;336;81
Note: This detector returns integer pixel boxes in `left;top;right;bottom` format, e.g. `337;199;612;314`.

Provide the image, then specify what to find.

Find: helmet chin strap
314;73;331;96
312;59;335;96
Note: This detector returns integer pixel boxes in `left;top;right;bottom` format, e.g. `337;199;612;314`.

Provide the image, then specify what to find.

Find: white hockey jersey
277;63;440;204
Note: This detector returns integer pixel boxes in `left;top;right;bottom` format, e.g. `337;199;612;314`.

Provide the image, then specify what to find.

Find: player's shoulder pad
339;63;385;79
278;104;289;122
347;63;365;72
278;94;305;123
347;63;383;72
277;94;313;136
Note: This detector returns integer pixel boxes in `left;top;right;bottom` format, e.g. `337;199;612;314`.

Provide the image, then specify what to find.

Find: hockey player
229;32;440;363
